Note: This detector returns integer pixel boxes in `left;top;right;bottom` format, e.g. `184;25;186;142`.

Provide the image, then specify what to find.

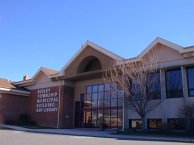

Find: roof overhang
0;88;30;96
137;37;183;59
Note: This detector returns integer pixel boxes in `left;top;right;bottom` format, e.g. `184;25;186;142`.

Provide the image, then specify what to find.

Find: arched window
77;56;102;73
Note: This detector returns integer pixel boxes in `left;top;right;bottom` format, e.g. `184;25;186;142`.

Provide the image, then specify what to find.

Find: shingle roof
0;78;30;93
41;67;57;75
0;78;15;89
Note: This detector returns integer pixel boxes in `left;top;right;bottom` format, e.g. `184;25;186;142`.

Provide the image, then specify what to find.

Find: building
0;37;194;130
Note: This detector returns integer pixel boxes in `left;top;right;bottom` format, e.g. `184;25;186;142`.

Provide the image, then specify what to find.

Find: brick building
0;37;194;130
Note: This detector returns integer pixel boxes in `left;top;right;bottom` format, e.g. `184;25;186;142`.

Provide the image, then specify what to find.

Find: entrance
76;83;123;128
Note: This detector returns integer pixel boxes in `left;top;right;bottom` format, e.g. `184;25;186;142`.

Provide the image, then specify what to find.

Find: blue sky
0;0;194;81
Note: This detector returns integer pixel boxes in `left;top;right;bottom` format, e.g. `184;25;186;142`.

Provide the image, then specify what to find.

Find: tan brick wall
65;46;115;78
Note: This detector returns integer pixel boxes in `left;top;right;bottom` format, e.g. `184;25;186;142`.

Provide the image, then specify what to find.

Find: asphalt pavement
0;124;194;143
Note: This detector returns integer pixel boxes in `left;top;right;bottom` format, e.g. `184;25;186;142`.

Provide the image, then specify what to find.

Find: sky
0;0;194;81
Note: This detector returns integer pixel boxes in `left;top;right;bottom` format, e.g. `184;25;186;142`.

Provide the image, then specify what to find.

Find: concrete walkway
1;124;194;143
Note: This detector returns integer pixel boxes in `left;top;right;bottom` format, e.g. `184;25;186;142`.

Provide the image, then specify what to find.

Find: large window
147;119;162;129
81;83;123;128
187;67;194;97
129;119;142;129
130;72;161;100
167;118;185;130
166;69;183;98
147;72;161;99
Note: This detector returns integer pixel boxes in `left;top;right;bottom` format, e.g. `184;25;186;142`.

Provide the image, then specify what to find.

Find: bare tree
104;48;162;130
179;102;194;132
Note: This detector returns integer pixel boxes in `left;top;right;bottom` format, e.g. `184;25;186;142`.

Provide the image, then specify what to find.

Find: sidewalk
1;124;194;143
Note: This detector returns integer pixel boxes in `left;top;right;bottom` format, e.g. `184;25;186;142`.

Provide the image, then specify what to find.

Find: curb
1;124;194;143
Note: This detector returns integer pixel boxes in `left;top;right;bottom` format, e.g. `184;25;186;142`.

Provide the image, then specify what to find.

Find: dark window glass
91;93;98;108
147;119;162;129
105;84;110;91
99;85;104;92
104;92;110;100
86;86;92;94
118;98;123;107
80;94;85;102
147;72;161;99
86;94;92;101
166;69;183;98
111;99;117;107
111;91;117;99
111;109;118;127
111;83;117;91
118;109;123;127
187;67;194;97
192;119;194;130
104;117;111;127
103;109;110;117
118;90;124;98
131;80;141;101
83;83;123;128
92;85;98;92
92;111;97;127
98;92;104;100
92;93;98;100
167;118;185;130
190;90;194;96
98;99;104;108
103;99;110;107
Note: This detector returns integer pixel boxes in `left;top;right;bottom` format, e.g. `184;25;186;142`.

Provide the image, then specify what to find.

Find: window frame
186;66;194;97
165;68;183;98
147;119;162;129
82;83;123;128
167;118;186;130
129;119;142;129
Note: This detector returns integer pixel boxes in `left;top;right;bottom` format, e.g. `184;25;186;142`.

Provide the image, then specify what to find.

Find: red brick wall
0;93;28;123
59;85;74;128
29;86;60;128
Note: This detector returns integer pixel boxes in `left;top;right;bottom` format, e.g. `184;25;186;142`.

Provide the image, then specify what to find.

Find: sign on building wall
35;87;59;113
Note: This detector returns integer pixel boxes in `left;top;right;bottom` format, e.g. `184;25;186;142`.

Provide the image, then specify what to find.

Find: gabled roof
137;37;184;59
30;67;57;80
58;40;124;76
14;67;57;86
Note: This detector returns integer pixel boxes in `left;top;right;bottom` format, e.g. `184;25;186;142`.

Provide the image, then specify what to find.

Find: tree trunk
142;116;147;131
186;117;192;132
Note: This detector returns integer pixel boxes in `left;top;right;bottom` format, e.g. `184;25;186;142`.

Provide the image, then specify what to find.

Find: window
81;83;123;128
167;118;185;130
166;69;183;98
147;72;161;99
186;67;194;97
129;119;142;129
130;72;161;100
147;119;162;129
